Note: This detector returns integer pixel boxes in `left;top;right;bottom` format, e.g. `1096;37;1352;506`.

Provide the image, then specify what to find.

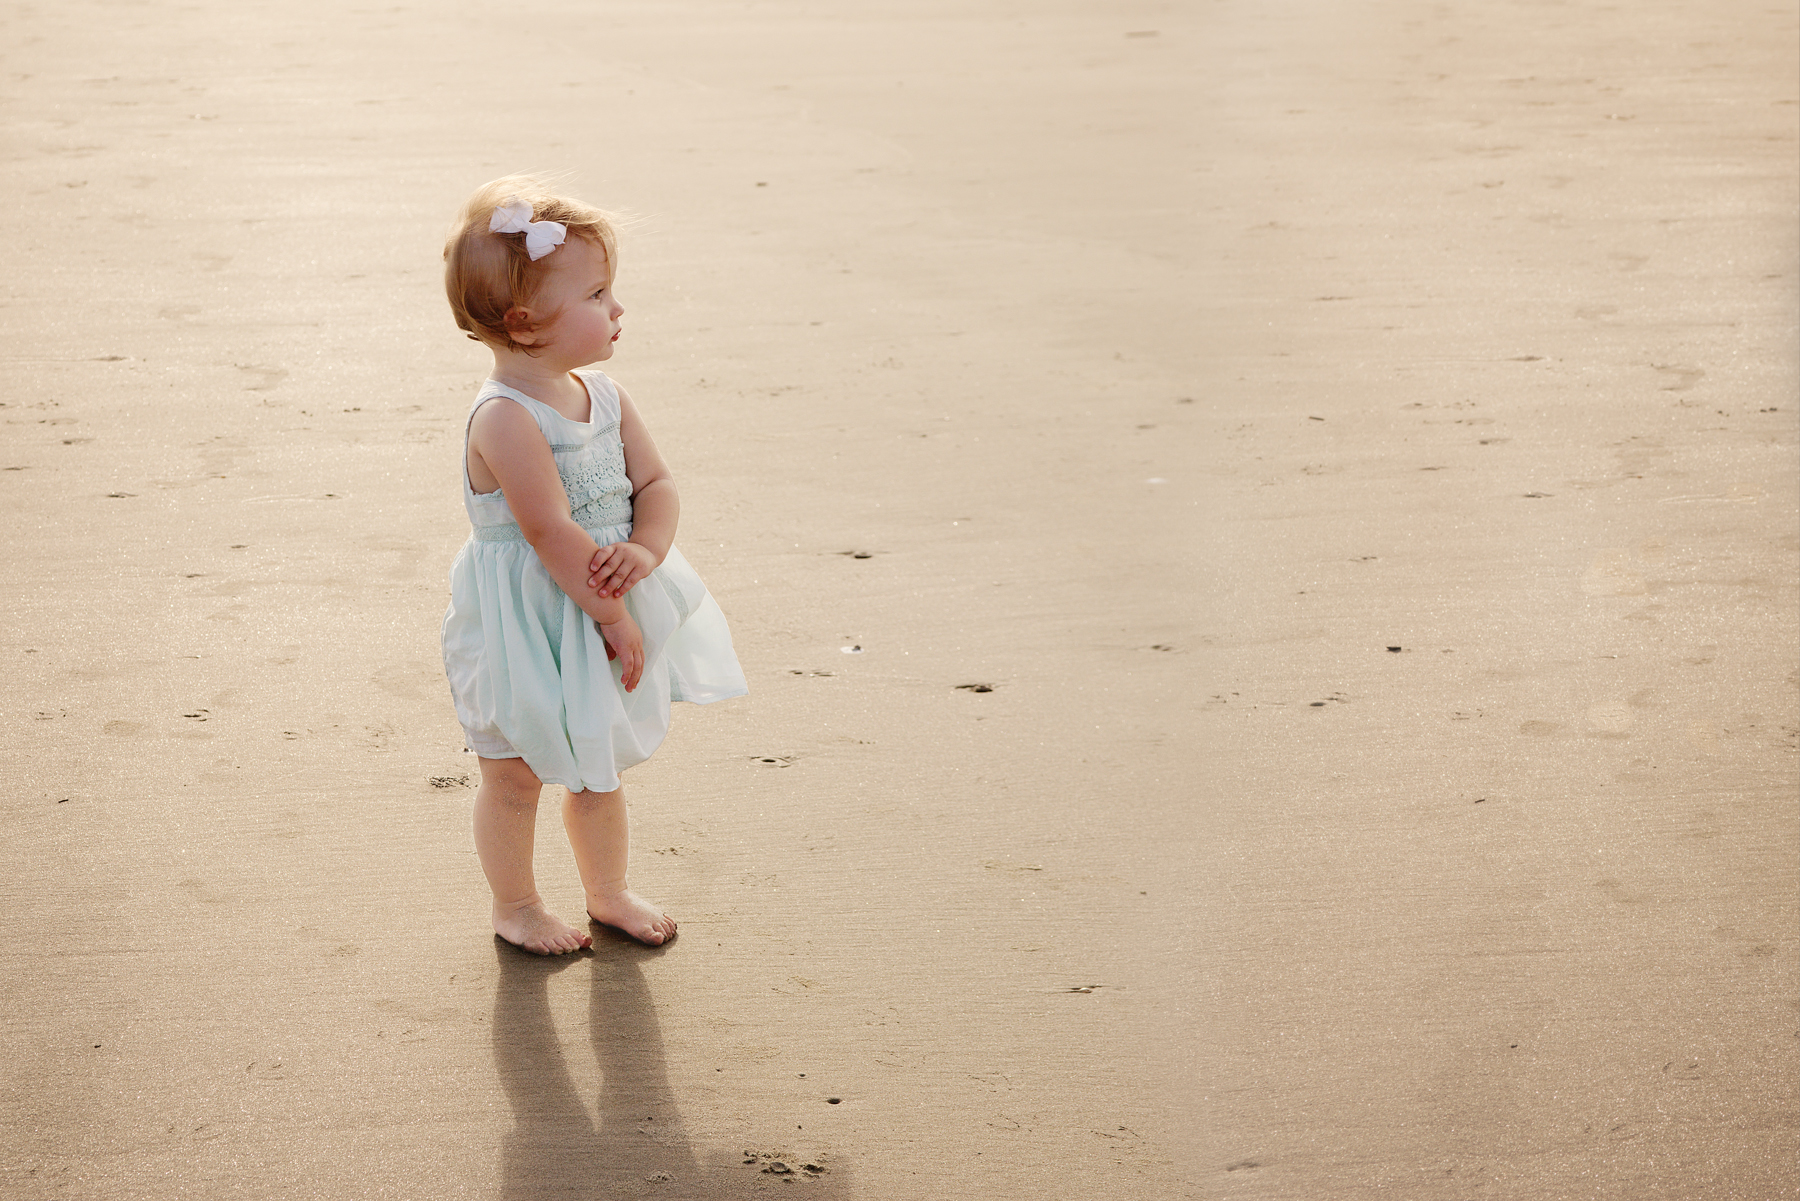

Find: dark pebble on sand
1387;646;1402;652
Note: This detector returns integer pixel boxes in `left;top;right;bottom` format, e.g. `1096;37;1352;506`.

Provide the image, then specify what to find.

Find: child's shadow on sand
491;935;851;1199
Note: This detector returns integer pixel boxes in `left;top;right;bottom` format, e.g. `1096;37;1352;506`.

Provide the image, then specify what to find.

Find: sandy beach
3;0;1795;1197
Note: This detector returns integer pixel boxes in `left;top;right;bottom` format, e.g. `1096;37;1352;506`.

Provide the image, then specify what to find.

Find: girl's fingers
589;544;630;587
612;564;647;597
594;545;657;595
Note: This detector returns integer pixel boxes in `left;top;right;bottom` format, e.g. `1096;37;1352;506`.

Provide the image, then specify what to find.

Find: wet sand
2;1;1794;1197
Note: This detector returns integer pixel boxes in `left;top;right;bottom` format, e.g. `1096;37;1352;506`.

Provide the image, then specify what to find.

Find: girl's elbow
635;474;676;500
516;512;575;547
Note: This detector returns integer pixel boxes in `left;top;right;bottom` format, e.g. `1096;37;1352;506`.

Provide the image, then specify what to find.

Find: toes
519;926;589;955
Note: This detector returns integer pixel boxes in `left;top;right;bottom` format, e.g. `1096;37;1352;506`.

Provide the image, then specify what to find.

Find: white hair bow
489;200;567;261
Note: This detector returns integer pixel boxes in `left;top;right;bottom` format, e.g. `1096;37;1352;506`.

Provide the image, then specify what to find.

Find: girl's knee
479;756;543;800
565;785;623;811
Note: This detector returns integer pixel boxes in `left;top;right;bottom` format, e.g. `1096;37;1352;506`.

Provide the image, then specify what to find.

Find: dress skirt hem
441;524;747;794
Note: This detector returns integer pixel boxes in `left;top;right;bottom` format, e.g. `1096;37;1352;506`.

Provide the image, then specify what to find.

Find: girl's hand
588;541;658;599
598;612;644;692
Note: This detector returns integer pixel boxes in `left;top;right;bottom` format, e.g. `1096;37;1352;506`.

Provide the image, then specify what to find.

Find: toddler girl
441;177;747;954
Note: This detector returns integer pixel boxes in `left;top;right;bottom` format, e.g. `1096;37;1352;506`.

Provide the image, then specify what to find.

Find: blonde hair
443;175;621;352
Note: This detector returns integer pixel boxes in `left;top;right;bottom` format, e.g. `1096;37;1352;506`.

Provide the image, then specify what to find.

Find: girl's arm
587;382;680;599
468;398;644;688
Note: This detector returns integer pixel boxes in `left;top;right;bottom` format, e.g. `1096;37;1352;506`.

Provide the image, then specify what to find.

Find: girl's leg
562;785;678;946
474;756;592;955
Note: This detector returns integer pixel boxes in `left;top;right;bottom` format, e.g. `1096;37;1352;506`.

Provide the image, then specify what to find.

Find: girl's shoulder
468;385;546;434
466;389;553;455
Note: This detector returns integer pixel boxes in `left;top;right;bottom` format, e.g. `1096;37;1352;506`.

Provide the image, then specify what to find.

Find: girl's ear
502;305;539;346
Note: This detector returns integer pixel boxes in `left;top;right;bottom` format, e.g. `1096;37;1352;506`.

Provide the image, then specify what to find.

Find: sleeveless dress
441;368;747;792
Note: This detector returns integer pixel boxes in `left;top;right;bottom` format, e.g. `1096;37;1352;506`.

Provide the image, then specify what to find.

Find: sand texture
2;1;1795;1197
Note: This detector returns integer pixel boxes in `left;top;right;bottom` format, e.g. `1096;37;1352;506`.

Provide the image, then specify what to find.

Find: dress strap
573;369;622;428
471;380;553;420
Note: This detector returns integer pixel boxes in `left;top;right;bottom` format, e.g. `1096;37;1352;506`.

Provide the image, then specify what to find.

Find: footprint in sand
235;363;287;392
1594;878;1647;904
1652;363;1705;392
1584;701;1634;737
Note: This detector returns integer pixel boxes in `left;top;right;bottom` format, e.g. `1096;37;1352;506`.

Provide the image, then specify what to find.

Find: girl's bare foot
493;896;592;955
587;888;677;946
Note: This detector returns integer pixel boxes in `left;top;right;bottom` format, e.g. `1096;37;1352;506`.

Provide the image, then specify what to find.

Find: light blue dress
441;368;747;792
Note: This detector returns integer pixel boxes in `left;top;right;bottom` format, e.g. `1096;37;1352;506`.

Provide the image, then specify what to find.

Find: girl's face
526;236;624;363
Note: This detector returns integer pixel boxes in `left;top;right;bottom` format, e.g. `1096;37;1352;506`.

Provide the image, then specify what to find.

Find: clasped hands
589;540;658;600
587;541;659;692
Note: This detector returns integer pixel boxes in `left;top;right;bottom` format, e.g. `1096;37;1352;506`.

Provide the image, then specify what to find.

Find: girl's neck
488;351;591;417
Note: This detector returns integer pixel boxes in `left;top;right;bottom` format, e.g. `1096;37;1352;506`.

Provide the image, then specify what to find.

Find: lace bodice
462;370;633;541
